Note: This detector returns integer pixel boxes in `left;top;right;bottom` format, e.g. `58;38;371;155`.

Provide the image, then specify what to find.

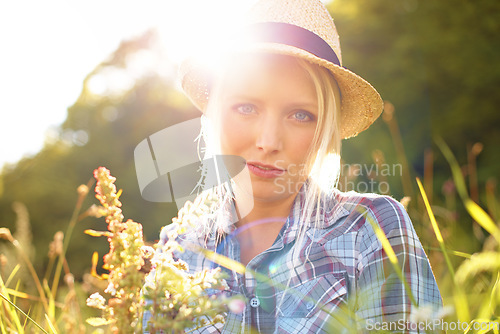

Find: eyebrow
224;95;318;110
224;95;263;104
286;102;318;110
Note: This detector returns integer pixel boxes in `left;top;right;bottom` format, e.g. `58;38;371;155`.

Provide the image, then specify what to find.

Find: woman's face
219;54;318;203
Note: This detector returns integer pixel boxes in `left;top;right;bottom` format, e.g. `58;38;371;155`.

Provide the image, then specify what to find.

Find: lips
247;161;285;178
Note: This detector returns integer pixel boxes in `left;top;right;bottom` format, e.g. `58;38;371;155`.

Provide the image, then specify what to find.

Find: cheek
284;128;316;178
220;114;251;154
288;130;316;162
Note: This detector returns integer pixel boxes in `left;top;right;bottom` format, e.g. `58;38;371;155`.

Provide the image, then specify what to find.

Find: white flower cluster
86;292;107;310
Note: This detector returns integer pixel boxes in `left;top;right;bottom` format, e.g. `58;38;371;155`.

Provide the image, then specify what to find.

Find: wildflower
108;298;122;308
77;184;89;196
0;254;7;267
87;292;106;310
442;179;455;196
0;227;14;243
400;196;411;210
410;304;434;323
105;282;117;296
88;168;231;333
48;231;64;258
87;167;146;333
64;273;75;286
382;101;395;122
435;305;454;319
213;314;225;324
86;204;106;218
471;142;483;156
85;229;112;237
141;245;155;259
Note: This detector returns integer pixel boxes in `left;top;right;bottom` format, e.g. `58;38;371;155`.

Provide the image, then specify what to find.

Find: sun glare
155;1;256;69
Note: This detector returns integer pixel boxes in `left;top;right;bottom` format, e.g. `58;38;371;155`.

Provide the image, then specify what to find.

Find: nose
255;115;283;153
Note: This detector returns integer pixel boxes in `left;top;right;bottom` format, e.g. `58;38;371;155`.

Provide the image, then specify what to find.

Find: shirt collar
281;182;350;245
206;181;350;247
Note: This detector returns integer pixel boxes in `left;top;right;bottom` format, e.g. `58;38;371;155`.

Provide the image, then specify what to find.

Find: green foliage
330;0;500;192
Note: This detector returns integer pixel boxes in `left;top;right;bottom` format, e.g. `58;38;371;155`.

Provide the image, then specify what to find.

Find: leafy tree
330;0;500;189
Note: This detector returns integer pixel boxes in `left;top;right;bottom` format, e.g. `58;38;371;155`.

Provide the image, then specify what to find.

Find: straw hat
180;0;383;139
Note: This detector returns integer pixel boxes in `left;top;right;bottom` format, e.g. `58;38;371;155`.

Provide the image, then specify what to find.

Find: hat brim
180;42;383;139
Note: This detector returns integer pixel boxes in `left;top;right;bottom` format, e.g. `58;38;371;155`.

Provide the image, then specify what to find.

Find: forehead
219;53;317;100
224;52;301;72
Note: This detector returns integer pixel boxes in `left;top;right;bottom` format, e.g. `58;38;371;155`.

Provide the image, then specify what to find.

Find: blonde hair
199;53;342;236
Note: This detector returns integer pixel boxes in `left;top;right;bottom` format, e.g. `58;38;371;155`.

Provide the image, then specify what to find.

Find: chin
250;183;295;202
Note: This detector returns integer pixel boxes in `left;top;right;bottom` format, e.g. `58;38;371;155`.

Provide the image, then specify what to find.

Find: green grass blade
436;137;500;242
0;317;7;334
417;177;471;321
425;246;472;259
417;178;456;277
197;248;246;275
0;292;49;334
0;274;24;333
464;199;500;241
44;314;59;334
490;272;500;318
5;264;21;287
356;206;417;306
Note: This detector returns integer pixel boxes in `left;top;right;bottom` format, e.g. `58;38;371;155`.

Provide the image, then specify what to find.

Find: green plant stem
0;292;49;334
43;256;56;285
425;246;471;259
417;178;456;277
436;137;500;244
418;174;471;321
423;149;434;204
383;103;414;198
12;239;50;315
51;179;93;298
358;207;417;306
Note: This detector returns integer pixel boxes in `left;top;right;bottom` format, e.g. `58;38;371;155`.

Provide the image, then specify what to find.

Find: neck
233;194;297;266
236;194;296;228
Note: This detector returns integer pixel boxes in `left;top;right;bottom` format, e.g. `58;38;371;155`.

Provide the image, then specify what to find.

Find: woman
145;0;442;332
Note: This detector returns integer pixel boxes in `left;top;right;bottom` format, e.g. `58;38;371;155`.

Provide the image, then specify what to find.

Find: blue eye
235;104;255;114
293;111;313;122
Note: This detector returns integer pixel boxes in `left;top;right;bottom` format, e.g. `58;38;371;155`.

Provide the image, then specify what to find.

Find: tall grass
0;103;498;333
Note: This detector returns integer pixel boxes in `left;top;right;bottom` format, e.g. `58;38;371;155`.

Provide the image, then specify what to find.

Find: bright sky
0;1;162;167
0;0;332;169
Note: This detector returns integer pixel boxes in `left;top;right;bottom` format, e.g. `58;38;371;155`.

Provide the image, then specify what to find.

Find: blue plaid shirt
143;187;442;333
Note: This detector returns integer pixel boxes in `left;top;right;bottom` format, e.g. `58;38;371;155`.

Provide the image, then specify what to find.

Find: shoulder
330;191;429;268
330;190;412;232
315;190;419;251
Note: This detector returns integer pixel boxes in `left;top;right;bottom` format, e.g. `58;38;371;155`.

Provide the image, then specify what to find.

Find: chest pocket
276;273;348;318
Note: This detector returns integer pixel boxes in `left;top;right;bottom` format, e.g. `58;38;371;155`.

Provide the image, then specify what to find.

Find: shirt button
250;297;260;308
306;301;315;310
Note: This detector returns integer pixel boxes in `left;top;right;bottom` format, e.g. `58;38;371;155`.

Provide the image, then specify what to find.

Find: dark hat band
244;22;341;67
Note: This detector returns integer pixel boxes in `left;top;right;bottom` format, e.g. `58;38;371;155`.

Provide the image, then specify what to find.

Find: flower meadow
1;138;499;333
